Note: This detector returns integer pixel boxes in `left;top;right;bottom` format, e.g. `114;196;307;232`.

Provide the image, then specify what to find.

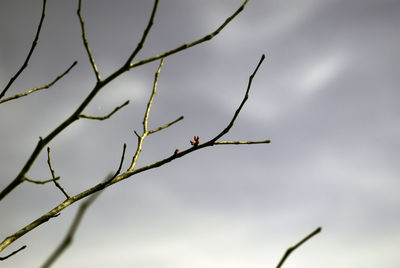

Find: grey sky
1;0;399;267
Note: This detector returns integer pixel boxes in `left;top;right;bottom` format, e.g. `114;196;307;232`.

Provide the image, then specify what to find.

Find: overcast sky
1;0;399;267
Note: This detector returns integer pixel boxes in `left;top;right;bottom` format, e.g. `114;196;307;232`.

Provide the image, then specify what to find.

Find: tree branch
0;0;47;100
0;0;246;201
0;3;258;253
276;227;322;268
0;61;77;104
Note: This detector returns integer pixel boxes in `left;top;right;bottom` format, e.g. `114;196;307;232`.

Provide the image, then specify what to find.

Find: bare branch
77;0;101;82
25;176;60;185
79;100;130;120
0;0;47;100
129;0;248;69
214;140;271;145
47;147;70;199
144;58;165;133
0;245;26;261
0;61;77;104
149;115;184;134
276;227;322;268
0;4;261;253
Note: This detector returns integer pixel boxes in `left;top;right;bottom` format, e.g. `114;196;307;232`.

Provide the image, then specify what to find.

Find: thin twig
25;176;60;185
129;0;249;69
0;61;77;104
0;0;47;100
47;147;70;199
276;227;322;268
144;58;165;133
148;115;184;134
103;143;127;186
0;245;27;261
79;100;130;120
77;0;101;82
214;140;271;145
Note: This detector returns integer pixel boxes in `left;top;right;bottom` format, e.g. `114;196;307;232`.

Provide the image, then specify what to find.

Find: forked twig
128;58;165;171
47;147;70;199
0;62;77;104
0;0;47;100
276;227;322;268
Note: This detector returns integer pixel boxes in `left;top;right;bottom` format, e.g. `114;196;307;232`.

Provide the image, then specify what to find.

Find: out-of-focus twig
276;227;322;268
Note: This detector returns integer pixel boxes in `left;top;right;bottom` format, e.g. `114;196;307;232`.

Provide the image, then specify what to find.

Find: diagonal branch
129;0;248;69
0;61;77;104
276;227;322;268
0;0;47;100
79;100;130;120
77;0;101;82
